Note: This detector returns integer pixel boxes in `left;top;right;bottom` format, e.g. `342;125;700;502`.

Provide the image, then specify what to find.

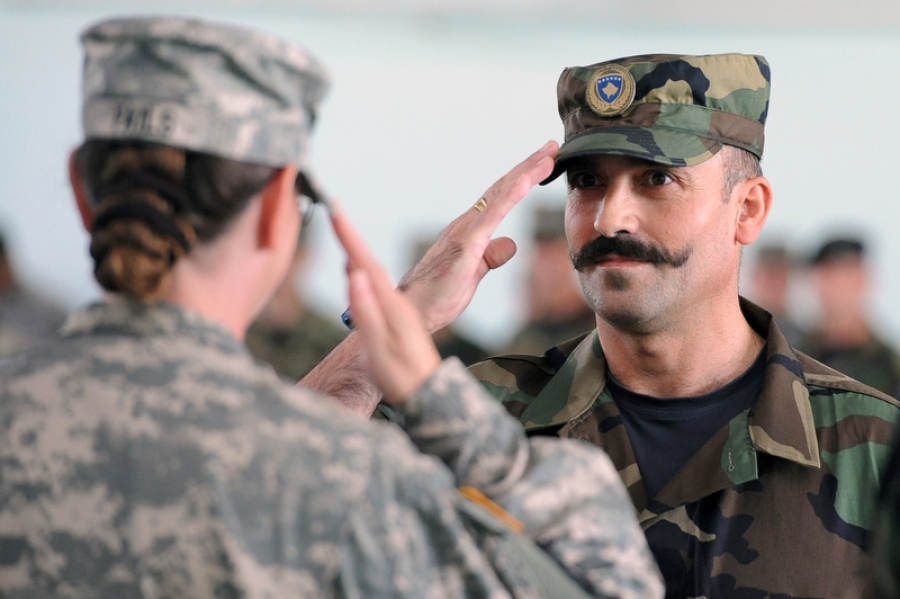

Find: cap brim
540;126;722;186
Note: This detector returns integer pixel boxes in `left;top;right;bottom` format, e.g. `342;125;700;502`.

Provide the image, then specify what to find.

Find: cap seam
562;101;764;128
561;112;764;156
559;126;761;158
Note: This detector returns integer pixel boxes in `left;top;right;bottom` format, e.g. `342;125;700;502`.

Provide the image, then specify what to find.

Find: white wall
2;6;900;349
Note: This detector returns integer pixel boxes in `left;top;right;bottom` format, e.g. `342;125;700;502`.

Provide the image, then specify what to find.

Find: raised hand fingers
347;268;385;341
393;140;560;334
483;237;517;271
335;207;443;404
328;202;396;299
467;140;559;228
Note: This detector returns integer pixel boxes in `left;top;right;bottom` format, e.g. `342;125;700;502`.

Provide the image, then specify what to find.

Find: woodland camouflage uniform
472;299;900;597
473;53;900;598
871;432;900;599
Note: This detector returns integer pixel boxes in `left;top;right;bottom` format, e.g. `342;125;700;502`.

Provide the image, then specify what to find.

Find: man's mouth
595;254;647;265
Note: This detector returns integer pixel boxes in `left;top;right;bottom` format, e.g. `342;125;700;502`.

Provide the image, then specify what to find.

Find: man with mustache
306;53;900;598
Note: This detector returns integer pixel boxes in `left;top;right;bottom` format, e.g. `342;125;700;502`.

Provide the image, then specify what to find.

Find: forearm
397;359;663;598
396;358;531;494
299;333;381;417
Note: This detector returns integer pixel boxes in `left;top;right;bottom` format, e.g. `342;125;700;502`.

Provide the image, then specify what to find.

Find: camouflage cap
542;53;770;184
80;15;329;173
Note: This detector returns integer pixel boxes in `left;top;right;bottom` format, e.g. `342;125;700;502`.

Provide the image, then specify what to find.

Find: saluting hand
400;141;559;332
329;202;442;405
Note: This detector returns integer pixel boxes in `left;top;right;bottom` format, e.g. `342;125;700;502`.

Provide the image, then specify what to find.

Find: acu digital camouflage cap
542;53;770;184
80;15;329;173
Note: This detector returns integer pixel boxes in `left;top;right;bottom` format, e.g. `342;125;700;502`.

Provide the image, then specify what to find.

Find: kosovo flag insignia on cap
586;65;635;117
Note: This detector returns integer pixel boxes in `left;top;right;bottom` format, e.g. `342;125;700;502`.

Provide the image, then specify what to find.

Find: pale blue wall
2;7;900;348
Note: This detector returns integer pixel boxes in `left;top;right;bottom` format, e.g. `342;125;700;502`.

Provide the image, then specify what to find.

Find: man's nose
594;180;637;238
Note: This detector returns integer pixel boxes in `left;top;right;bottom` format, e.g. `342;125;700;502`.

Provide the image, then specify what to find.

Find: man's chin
597;268;636;292
598;305;654;333
600;310;646;332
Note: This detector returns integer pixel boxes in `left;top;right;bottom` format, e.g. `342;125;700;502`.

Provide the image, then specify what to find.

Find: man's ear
734;175;773;246
257;165;299;249
68;150;94;232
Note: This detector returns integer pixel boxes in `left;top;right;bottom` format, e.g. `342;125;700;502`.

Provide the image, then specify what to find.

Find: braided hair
73;140;278;300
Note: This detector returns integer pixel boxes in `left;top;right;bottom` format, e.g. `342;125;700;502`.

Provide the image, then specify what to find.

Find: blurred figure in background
797;235;900;398
245;221;346;380
744;239;804;346
503;204;595;354
407;232;489;365
0;228;68;358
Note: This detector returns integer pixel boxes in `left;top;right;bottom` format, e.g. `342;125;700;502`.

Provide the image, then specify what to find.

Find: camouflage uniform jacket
470;298;900;599
870;432;900;598
797;331;900;399
0;300;663;599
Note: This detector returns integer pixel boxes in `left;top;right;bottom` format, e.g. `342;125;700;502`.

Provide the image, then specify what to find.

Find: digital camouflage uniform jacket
0;300;662;599
470;298;900;599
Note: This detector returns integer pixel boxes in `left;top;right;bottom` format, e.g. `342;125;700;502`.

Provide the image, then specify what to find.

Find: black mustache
572;235;691;271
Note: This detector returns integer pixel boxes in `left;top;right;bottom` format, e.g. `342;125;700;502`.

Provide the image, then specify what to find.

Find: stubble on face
574;242;693;332
565;151;743;334
573;234;693;327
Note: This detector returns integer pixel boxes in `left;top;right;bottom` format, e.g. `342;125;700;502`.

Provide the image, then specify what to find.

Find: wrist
341;287;446;333
381;351;443;407
398;285;441;333
344;295;441;334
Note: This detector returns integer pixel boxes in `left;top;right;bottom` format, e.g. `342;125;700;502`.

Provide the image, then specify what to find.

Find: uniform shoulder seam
796;350;900;408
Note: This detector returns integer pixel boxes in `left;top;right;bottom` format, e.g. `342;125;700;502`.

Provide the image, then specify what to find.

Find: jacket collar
60;298;247;356
535;297;820;469
741;298;820;468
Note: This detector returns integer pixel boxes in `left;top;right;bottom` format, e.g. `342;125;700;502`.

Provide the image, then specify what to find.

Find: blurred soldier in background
744;239;804;345
503;204;595;354
0;228;68;358
797;235;900;398
245;222;346;380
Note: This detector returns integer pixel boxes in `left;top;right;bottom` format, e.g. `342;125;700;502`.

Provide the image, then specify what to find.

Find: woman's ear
256;166;299;249
734;175;773;246
68;150;94;232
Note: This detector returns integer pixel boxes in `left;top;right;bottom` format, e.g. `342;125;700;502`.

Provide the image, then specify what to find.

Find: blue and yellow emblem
586;65;635;117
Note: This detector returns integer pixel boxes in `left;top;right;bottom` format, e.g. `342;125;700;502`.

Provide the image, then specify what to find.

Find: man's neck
598;300;765;398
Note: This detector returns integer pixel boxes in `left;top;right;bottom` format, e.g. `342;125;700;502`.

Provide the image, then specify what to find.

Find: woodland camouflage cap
80;15;329;172
543;53;770;184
